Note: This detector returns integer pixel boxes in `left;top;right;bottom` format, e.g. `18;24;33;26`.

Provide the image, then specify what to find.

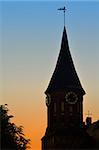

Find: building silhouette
41;25;94;149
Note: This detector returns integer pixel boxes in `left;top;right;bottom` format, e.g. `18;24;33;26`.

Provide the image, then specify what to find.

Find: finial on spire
58;6;66;26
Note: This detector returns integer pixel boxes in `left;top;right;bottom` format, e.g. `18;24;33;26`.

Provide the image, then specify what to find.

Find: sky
1;0;99;149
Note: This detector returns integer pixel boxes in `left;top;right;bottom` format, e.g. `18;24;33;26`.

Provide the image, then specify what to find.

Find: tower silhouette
41;22;94;150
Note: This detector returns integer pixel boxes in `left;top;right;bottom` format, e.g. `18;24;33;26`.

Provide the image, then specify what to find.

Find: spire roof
45;26;85;95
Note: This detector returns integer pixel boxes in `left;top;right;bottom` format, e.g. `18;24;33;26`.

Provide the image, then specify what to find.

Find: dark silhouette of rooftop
45;26;85;95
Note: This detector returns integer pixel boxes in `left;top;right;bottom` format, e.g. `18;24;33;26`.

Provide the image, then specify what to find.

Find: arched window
69;106;73;112
69;106;73;116
61;102;64;113
54;103;56;113
52;136;54;144
77;103;79;113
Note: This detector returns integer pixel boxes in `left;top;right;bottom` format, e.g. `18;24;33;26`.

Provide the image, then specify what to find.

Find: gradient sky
1;0;99;149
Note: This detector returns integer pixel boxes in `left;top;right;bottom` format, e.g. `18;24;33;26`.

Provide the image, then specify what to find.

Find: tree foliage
0;104;30;150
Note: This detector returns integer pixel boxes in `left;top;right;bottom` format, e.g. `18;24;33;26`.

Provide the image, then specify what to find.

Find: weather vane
58;6;66;26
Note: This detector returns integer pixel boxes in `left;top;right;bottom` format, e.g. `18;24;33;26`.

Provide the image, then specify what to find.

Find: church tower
45;26;85;129
41;18;94;149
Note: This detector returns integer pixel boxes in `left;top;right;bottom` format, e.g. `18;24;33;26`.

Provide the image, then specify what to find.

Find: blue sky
1;1;99;149
1;1;99;97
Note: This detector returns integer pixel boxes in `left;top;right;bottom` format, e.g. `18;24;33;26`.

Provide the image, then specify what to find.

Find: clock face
46;94;51;106
65;91;78;104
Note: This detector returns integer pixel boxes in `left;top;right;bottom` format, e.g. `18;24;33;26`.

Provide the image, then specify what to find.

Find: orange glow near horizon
8;92;99;150
2;81;99;150
2;62;99;150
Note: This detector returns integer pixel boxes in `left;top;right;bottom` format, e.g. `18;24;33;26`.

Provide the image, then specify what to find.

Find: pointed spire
45;26;85;95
